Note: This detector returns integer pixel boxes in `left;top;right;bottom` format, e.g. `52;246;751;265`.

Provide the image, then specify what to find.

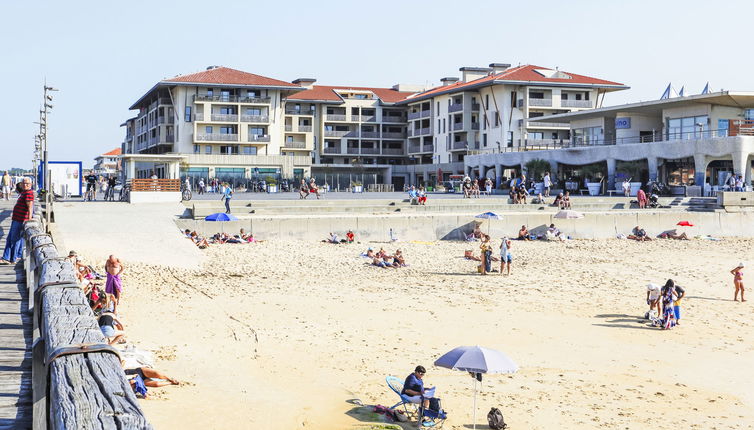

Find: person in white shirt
622;179;631;197
543;172;552;197
646;283;662;318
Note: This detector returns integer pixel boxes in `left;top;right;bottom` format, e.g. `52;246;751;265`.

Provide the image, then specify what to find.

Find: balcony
324;130;358;138
361;131;380;138
561;99;592;108
381;148;404;155
359;115;377;122
241;115;269;123
211;114;239;122
194;113;204;121
347;147;360;154
408;144;434;153
449;103;464;113
529;98;553;107
471;103;480;111
381;132;406;139
158;97;172;105
451;140;469;150
283;141;307;149
471;123;480;130
408;110;431;120
324;147;341;154
285;125;293;132
285;109;314;115
453;122;464;131
326;114;347;121
525;120;569;128
416;127;431;136
164;135;175;143
361;147;380;154
238;96;271;104
196;133;239;142
247;134;271;143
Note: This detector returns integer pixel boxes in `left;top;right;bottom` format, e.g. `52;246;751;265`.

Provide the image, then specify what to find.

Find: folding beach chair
386;376;418;416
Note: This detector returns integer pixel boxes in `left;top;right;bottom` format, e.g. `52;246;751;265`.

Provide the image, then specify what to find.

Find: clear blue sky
1;0;750;170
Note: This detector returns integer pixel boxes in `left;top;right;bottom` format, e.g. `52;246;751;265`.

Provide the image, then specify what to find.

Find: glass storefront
667;116;708;140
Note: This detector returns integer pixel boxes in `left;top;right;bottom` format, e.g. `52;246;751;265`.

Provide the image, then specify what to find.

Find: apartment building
93;148;121;175
283;81;418;187
123;64;625;188
125;66;309;181
396;64;627;186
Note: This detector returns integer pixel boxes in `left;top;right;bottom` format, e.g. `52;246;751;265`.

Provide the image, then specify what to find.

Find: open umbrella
554;210;584;219
474;212;502;234
204;212;238;221
676;220;696;237
434;345;518;430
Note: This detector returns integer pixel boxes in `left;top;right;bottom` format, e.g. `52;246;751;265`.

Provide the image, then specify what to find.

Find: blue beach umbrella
474;212;502;234
204;212;238;221
435;345;518;430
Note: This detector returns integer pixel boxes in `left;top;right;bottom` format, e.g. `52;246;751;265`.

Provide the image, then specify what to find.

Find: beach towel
106;273;122;295
131;374;148;398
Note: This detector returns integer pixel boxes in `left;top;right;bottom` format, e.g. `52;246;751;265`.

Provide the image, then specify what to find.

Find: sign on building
615;117;631;129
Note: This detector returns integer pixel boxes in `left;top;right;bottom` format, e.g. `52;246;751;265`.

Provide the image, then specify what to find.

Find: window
528;132;544;140
442;119;446;133
494;114;500;127
438;119;441;131
205;145;212;154
245;108;261;115
485;94;489;108
561;93;569;100
286;136;293;143
668;115;708;139
354;94;367;99
529;92;544;99
244;146;257;155
220;106;236;115
193;144;200;153
483;134;488;147
248;90;257;98
572;127;602;145
437;102;440;112
221;90;230;102
205;126;213;134
185;106;192;122
206;89;214;96
507;131;513;147
220;126;233;134
250;127;264;136
585;92;590;100
575;94;582;100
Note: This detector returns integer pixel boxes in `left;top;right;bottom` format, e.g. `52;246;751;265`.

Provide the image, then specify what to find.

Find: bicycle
84;186;96;202
119;184;131;202
181;185;192;201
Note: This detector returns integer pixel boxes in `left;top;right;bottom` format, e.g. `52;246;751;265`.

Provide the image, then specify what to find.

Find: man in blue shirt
401;365;429;408
408;185;418;204
222;184;233;214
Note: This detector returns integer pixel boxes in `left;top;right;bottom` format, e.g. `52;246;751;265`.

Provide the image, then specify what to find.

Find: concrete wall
130;191;182;203
177;210;754;241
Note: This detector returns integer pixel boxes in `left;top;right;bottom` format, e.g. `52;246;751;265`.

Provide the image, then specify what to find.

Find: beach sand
79;237;754;429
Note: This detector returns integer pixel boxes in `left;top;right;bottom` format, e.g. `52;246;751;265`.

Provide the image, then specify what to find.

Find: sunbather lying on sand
628;226;652;241
658;229;689;240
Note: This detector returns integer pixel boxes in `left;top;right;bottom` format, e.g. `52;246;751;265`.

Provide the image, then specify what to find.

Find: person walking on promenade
222;183;233;213
1;171;11;200
543;172;552;197
1;177;34;265
731;262;746;302
198;178;205;195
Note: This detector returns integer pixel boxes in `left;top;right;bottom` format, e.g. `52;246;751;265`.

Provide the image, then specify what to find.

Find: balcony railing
381;148;404;155
247;134;271;143
561;99;592;108
196;133;239;142
526;120;569;128
324;147;341;154
361;147;380;154
326;114;347;121
285;109;314;115
529;98;552;107
361;131;380;138
471;123;480;130
471;103;480;111
194;94;271;103
415;127;430;136
194;113;204;121
285;125;293;131
298;125;313;132
283;141;307;148
164;135;175;143
158;97;172;105
382;116;406;123
451;140;469;150
381;132;406;139
211;114;239;122
347;147;360;154
241;115;269;123
157;116;166;124
449;103;464;113
408;110;431;121
324;130;357;137
359;115;377;122
453;122;464;131
408;144;433;153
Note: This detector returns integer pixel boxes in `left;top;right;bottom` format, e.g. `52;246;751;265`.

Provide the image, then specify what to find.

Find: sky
1;0;751;170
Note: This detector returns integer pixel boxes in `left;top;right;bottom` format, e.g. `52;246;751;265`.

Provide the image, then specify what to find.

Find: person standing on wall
0;177;34;265
1;171;11;201
222;183;233;214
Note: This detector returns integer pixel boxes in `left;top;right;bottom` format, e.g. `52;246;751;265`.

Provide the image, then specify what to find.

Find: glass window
205;145;212;154
243;146;257;155
668;118;682;139
528;132;544;140
205;126;213;134
184;106;192;122
246;108;261;115
193;144;200;154
248;90;257;98
221;90;230;102
250;127;264;135
206;89;213;96
220;127;233;134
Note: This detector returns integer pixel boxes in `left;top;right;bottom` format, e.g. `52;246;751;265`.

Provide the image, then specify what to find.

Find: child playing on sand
731;262;746;302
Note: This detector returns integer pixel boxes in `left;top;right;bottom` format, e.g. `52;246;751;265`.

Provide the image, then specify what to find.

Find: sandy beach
66;234;754;429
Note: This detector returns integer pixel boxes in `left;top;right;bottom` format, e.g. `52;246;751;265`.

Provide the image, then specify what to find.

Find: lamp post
39;84;59;226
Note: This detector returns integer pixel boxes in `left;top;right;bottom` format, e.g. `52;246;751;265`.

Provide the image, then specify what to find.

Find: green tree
524;159;551;181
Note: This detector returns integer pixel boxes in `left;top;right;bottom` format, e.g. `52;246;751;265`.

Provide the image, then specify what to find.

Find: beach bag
487;407;507;429
428;397;442;413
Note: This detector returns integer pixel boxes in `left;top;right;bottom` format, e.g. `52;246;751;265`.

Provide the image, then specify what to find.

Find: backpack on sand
487;407;507;429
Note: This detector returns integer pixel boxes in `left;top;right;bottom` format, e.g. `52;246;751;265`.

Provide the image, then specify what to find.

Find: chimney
206;65;220;70
440;77;459;86
459;67;492;83
489;63;511;74
392;83;428;93
292;78;317;89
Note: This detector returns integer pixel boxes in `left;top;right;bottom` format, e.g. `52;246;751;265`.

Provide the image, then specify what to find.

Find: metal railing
381;148;404;155
283;141;307;148
285;109;314;115
453;122;464;131
241;114;268;123
196;133;239;142
359;115;377;122
298;125;313;132
408;110;431;120
382;116;406;122
529;98;552;107
285;125;293;131
211;114;238;122
158;97;173;105
449;103;464;113
347;147;360;154
326;114;347;121
194;113;204;121
324;130;357;137
526;120;569;128
471;123;480;130
194;94;270;103
248;134;271;142
416;127;431;135
381;132;406;139
164;135;175;143
451;140;469;150
471;103;480;111
561;99;592;108
361;147;380;154
324;147;341;154
361;131;380;138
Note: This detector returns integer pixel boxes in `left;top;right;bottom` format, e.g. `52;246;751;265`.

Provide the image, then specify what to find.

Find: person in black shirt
85;173;98;200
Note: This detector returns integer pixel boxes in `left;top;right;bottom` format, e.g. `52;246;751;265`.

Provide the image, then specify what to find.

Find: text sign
615;117;631;129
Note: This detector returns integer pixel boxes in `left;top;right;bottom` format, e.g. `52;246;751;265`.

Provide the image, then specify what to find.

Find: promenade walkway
0;203;32;429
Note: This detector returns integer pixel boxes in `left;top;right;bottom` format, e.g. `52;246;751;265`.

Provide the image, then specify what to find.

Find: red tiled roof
402;65;626;103
102;148;122;156
164;67;300;88
287;85;415;104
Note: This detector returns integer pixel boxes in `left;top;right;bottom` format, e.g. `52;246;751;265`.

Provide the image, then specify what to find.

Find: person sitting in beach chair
628;226;652;241
401;366;431;409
